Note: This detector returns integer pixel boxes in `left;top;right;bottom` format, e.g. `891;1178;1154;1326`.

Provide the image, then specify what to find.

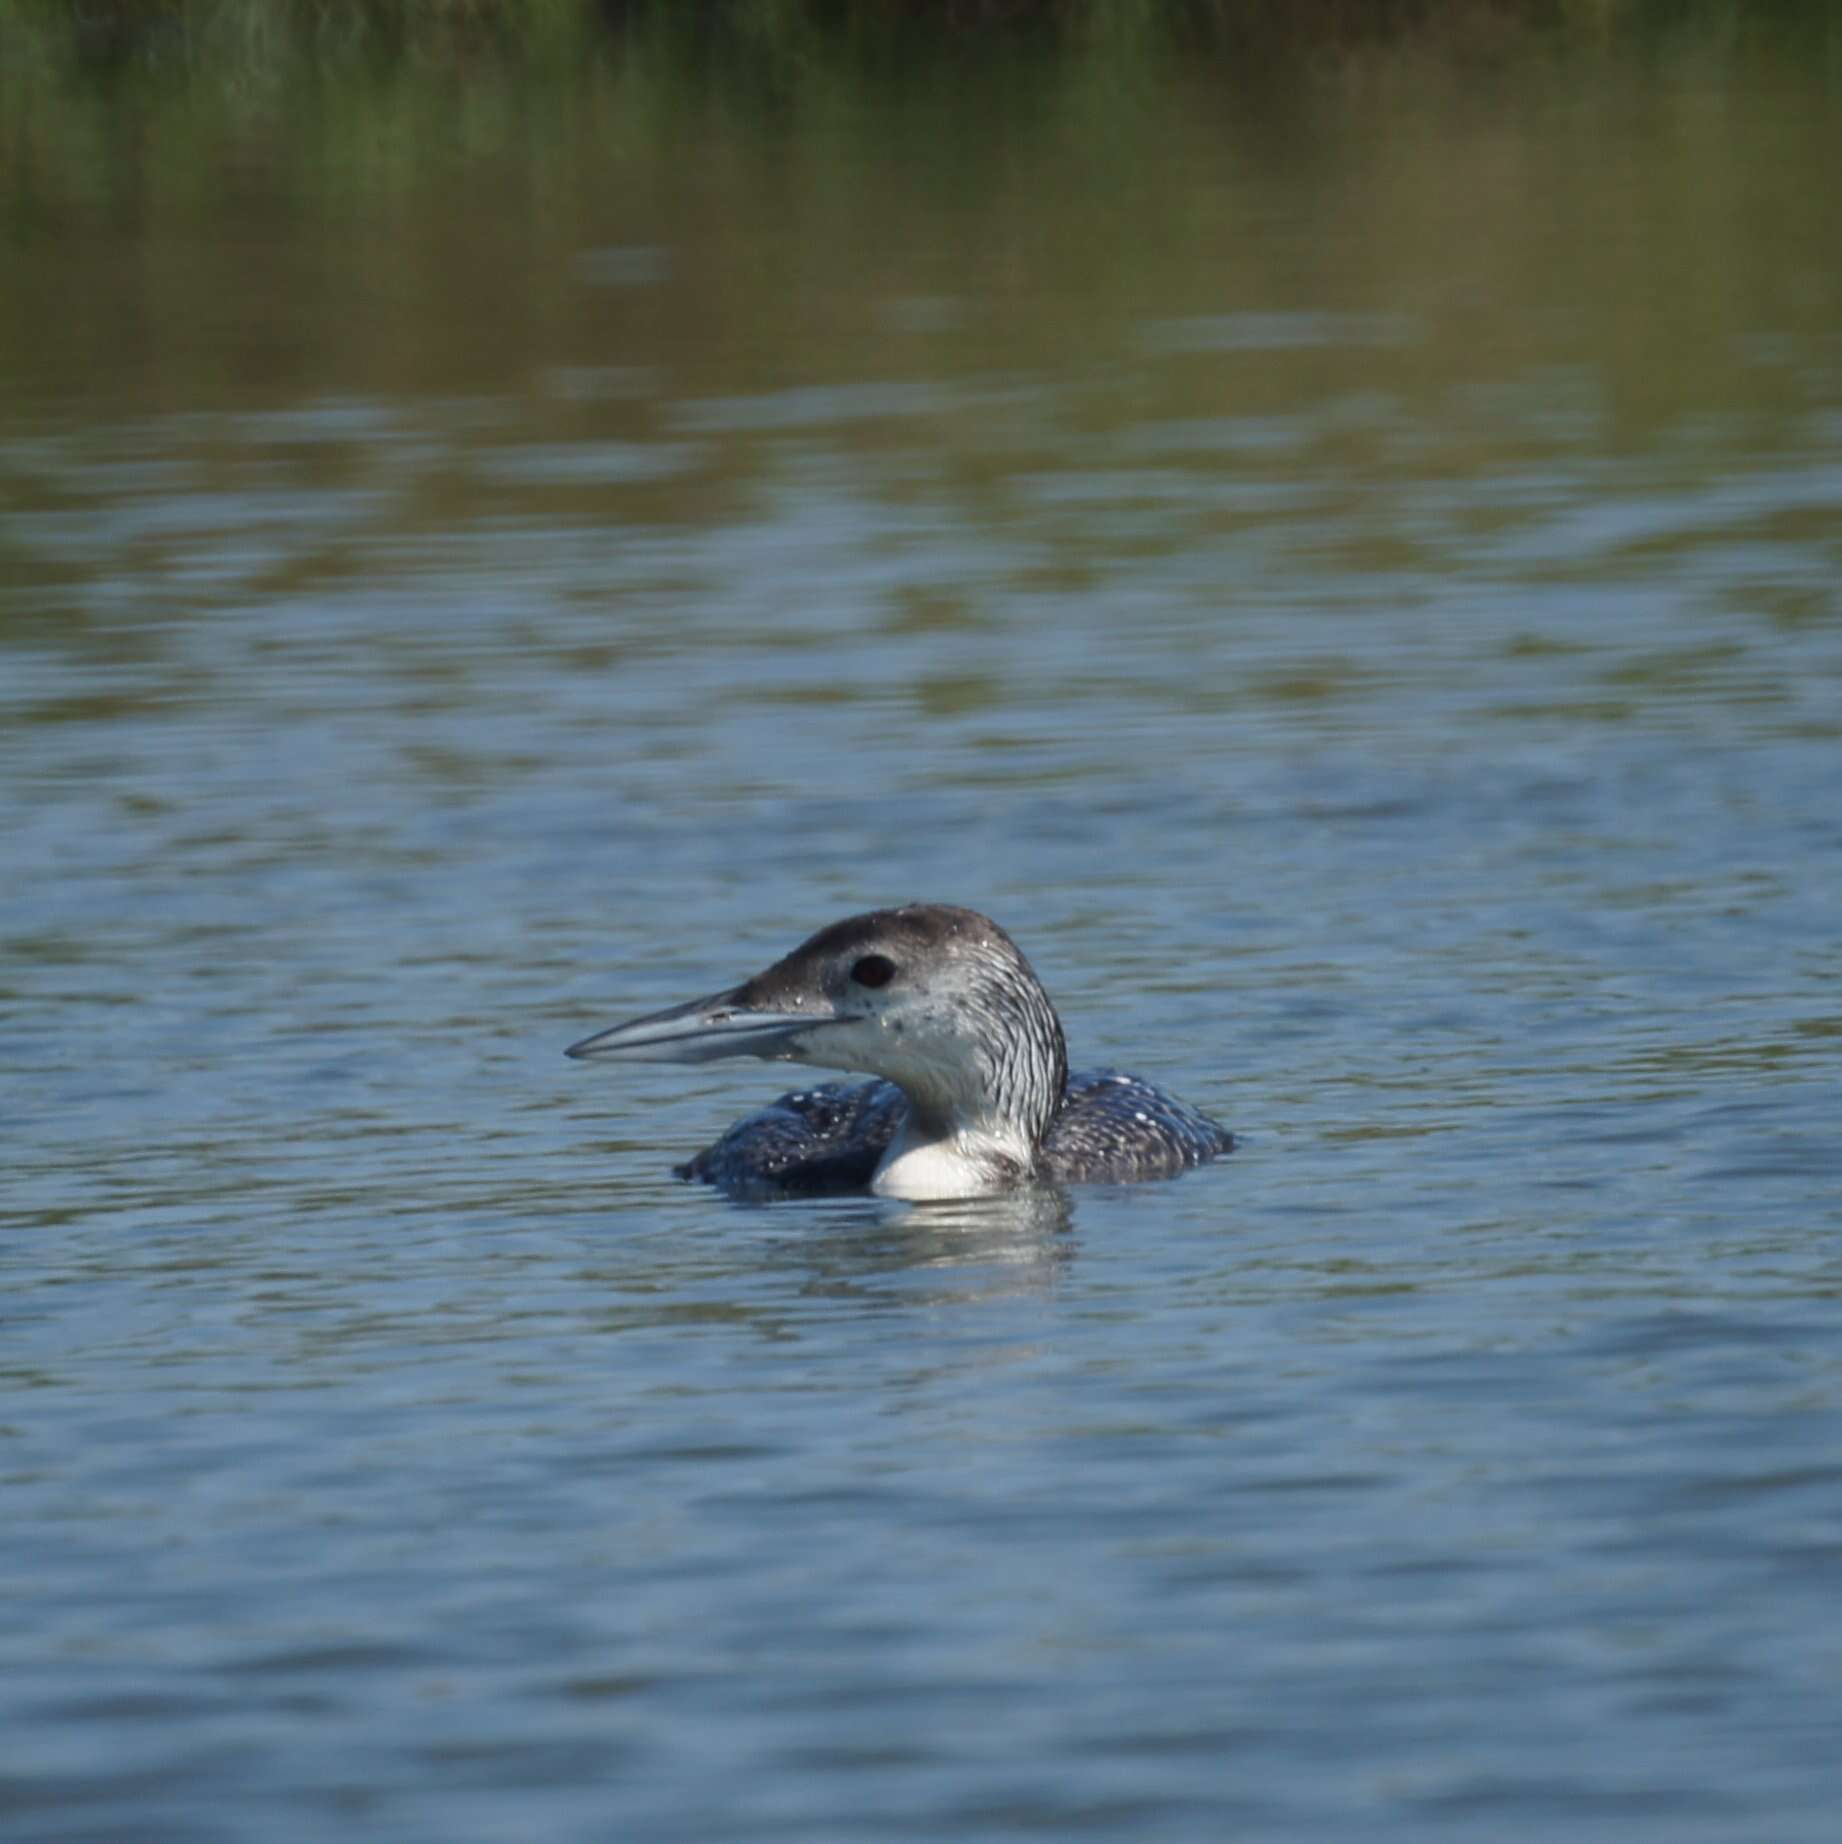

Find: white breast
870;1123;1027;1202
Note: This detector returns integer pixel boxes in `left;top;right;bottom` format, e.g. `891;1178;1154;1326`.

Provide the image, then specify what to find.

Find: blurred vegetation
6;0;1835;231
2;0;1840;83
4;0;1837;286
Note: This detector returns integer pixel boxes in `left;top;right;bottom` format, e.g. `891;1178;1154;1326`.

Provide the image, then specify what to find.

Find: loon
566;903;1233;1202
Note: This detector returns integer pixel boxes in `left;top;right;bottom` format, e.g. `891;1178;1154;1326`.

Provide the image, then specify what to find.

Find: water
4;32;1841;1842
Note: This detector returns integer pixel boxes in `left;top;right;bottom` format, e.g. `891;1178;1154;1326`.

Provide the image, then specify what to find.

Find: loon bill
566;903;1234;1203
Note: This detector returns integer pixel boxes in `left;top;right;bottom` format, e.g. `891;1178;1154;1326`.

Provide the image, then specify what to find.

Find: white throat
870;1105;1034;1202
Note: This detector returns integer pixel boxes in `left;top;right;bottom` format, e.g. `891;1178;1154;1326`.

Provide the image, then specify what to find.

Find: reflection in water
804;1187;1075;1272
731;1188;1080;1314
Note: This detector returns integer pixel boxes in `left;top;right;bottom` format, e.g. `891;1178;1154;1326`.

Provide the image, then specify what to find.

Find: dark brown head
567;903;1069;1146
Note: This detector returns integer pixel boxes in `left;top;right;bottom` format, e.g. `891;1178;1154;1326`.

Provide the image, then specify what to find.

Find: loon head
567;904;1071;1191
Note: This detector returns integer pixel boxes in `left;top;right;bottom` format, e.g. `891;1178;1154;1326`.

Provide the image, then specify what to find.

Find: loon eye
850;954;897;989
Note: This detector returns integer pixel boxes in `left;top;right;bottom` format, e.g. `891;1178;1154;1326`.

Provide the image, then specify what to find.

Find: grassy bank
3;0;1836;250
5;0;1841;82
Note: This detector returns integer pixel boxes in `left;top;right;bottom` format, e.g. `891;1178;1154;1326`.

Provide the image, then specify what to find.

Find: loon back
676;1070;1234;1200
567;902;1234;1202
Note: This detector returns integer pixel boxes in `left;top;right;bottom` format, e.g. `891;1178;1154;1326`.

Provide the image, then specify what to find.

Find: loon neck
864;1006;1067;1201
867;977;1068;1201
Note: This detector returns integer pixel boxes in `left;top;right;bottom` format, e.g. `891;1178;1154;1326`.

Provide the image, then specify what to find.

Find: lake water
4;24;1841;1842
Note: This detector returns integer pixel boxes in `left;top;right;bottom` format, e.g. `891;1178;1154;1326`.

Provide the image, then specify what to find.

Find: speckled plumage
678;1067;1235;1198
